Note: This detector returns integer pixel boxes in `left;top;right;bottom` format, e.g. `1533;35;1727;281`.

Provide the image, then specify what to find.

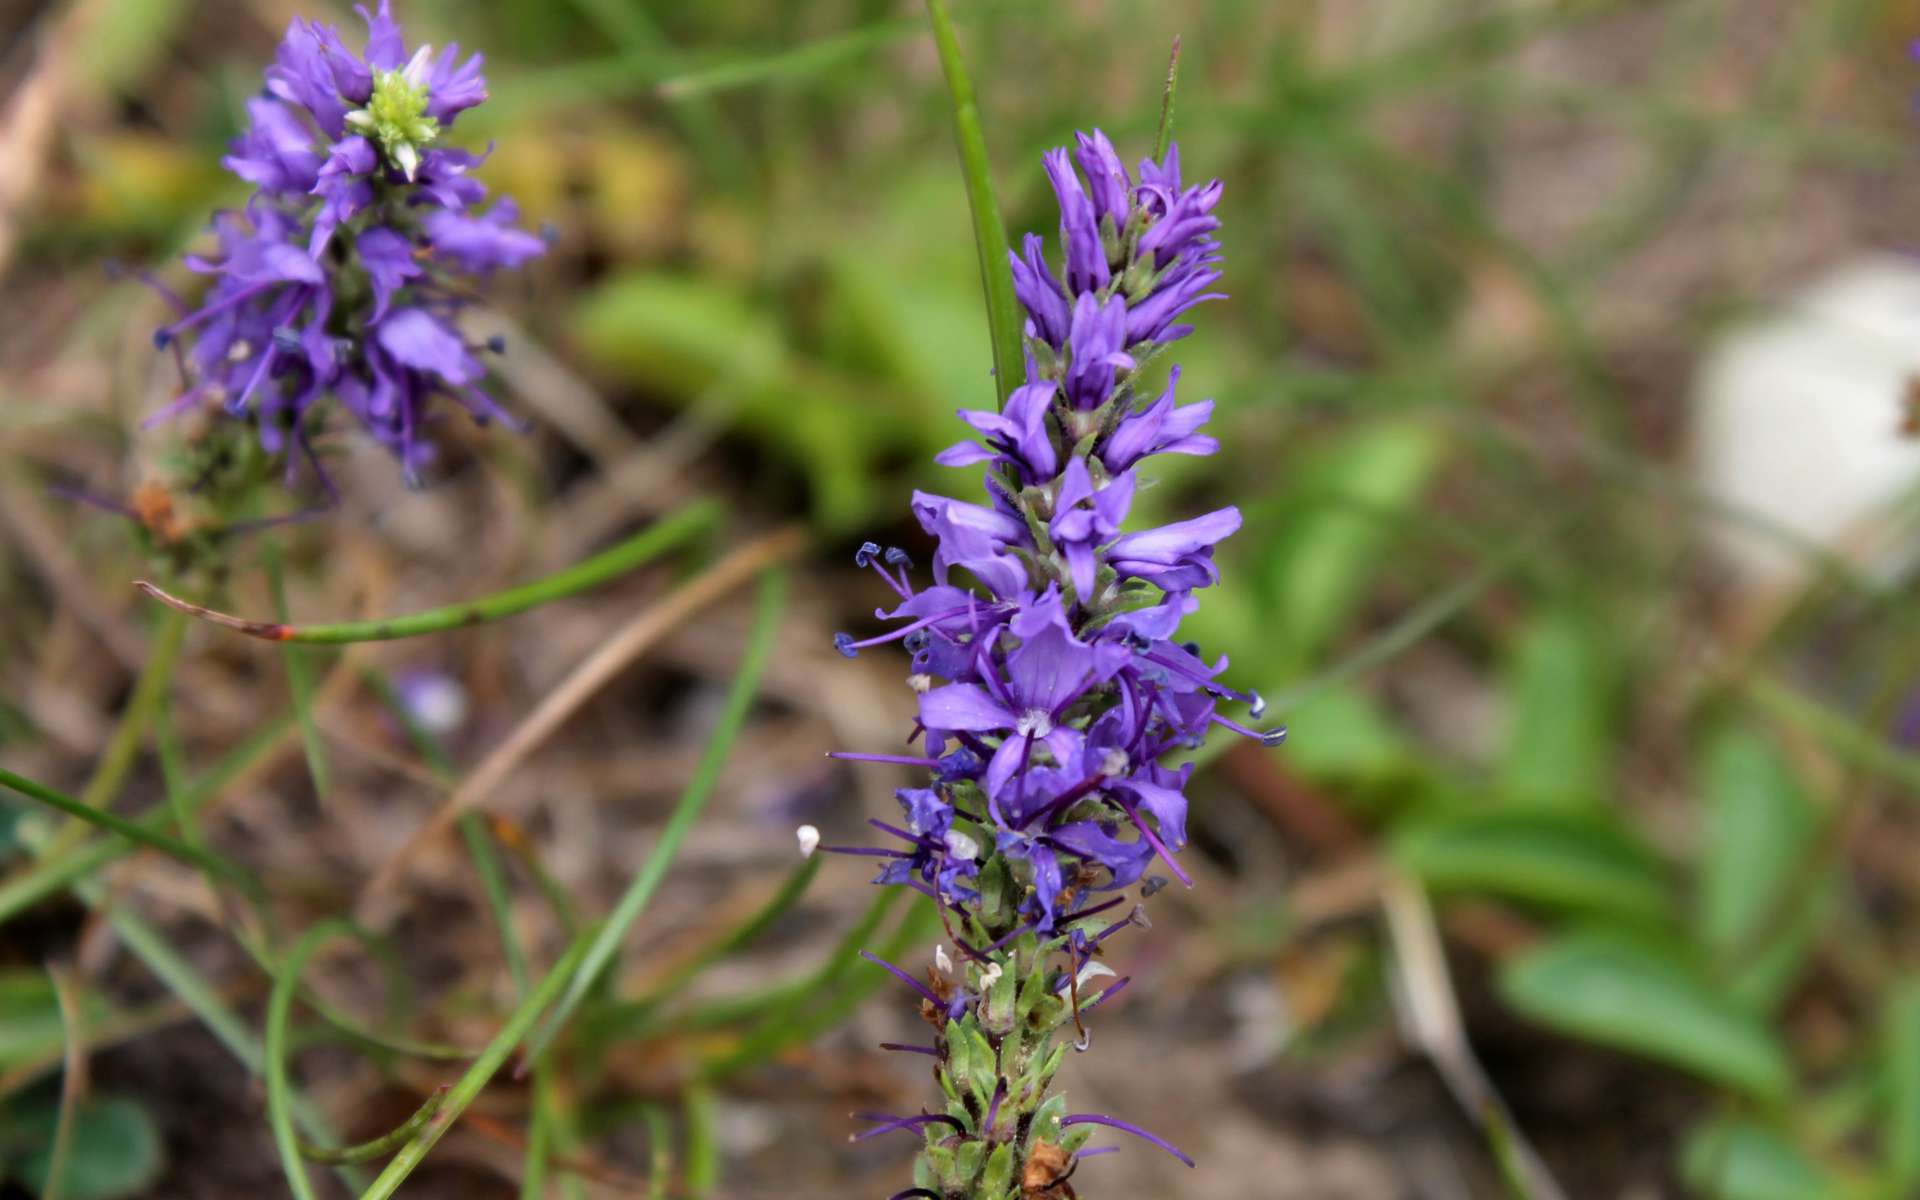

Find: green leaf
1884;979;1920;1192
0;973;102;1072
1680;1119;1851;1200
1496;605;1618;809
1394;808;1671;924
1696;725;1826;1013
1499;933;1792;1100
3;1095;164;1200
1262;421;1444;668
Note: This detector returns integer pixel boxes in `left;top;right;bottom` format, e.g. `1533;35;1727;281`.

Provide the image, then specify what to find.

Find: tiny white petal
403;44;435;87
980;962;1003;987
796;825;821;859
944;829;980;861
907;673;933;694
934;944;954;975
1075;960;1117;988
394;142;420;181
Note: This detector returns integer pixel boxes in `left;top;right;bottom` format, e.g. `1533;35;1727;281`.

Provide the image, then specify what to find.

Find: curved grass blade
135;499;720;644
926;0;1022;409
355;936;592;1200
523;567;789;1062
300;1086;449;1165
42;964;83;1200
269;921;355;1200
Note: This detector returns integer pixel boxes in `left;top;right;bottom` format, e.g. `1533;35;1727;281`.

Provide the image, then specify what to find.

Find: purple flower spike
1061;1113;1196;1168
830;124;1274;1195
149;0;544;483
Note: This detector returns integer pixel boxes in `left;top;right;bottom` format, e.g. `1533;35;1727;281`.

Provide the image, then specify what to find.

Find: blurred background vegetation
7;0;1920;1196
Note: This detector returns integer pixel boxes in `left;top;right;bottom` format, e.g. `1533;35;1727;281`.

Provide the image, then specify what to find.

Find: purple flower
149;0;543;485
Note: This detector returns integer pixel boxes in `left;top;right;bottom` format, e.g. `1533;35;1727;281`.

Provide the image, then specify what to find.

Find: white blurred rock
1692;255;1920;589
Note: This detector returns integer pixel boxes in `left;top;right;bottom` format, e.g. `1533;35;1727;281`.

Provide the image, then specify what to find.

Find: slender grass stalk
39;607;187;859
43;964;83;1200
684;1084;720;1198
622;854;821;1018
299;1086;449;1164
80;890;366;1191
462;814;531;993
135;499;719;644
269;921;357;1200
0;766;257;888
524;568;789;1061
642;1104;673;1200
925;0;1022;409
0;712;295;923
266;540;331;798
355;936;592;1200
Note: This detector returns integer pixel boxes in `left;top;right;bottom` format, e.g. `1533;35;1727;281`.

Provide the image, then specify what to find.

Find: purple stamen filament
1061;1113;1195;1168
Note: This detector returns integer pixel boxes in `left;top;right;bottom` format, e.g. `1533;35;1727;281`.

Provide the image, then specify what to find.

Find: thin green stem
0;709;294;924
269;921;356;1200
0;766;257;888
525;568;789;1061
136;499;719;644
266;541;332;798
926;0;1023;409
40;608;188;858
623;854;821;1021
299;1086;449;1164
43;964;82;1200
355;936;592;1200
461;813;531;994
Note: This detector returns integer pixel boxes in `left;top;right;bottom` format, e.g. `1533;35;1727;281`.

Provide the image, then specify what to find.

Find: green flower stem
926;0;1023;410
135;499;720;644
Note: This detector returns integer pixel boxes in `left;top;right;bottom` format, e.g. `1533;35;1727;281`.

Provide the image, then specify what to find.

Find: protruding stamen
833;632;858;658
885;546;914;569
854;540;882;568
1061;1113;1195;1167
879;1042;939;1057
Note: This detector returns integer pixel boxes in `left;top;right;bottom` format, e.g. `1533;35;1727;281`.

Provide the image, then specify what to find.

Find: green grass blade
461;814;531;994
0;712;295;924
266;541;331;799
925;0;1023;409
355;936;592;1200
136;499;720;644
0;767;256;888
525;568;789;1060
656;20;908;99
299;1086;448;1165
43;964;82;1200
684;1084;720;1197
83;891;365;1191
269;921;352;1200
623;854;821;1021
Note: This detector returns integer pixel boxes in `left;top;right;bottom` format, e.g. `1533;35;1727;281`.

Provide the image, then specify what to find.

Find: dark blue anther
1141;875;1168;897
833;632;858;659
152;329;174;350
903;629;931;655
1248;691;1268;719
854;541;882;568
885;547;914;569
1261;726;1289;748
271;326;303;353
485;334;508;353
